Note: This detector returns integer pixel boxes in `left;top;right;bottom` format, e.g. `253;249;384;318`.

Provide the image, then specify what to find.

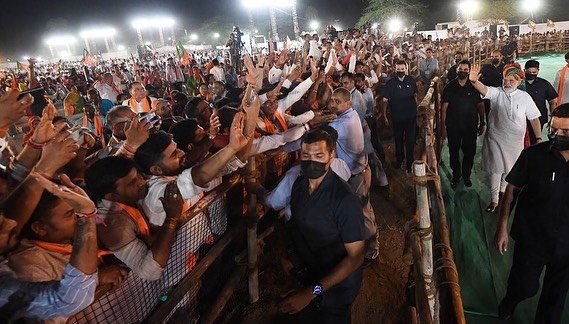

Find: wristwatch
312;283;323;301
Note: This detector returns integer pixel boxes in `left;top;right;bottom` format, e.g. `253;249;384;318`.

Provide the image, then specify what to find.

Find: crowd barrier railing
68;172;247;324
406;77;466;324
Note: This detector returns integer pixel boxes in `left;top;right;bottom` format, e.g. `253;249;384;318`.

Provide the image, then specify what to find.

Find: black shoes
464;178;472;187
486;203;499;213
451;177;460;189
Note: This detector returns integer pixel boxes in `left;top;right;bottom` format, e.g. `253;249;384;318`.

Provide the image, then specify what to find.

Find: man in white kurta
482;86;541;204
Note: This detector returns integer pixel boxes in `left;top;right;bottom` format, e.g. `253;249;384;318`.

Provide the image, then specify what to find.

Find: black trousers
366;115;386;163
446;126;477;180
392;117;416;169
502;244;569;324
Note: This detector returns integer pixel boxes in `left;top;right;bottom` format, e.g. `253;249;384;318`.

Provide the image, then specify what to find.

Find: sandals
486;203;499;213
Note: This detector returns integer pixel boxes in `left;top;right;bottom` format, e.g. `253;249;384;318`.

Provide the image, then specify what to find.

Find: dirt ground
236;140;417;324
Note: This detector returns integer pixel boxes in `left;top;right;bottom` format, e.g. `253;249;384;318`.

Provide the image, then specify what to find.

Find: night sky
0;0;567;59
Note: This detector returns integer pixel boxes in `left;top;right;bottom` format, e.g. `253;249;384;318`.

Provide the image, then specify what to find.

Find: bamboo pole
201;266;248;324
413;161;435;319
246;157;259;303
411;234;435;324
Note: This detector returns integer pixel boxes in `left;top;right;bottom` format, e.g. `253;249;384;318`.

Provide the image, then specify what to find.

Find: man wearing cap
469;63;542;213
553;52;569;106
524;59;558;144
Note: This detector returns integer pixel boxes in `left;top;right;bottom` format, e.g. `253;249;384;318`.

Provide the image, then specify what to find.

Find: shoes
362;257;377;269
450;177;460;189
464;178;472;187
486;203;499;213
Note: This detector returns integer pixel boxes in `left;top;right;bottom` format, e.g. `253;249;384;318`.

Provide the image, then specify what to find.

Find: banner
176;41;191;66
82;49;98;67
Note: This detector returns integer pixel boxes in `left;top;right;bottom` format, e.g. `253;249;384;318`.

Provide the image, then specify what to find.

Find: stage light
80;28;117;39
458;0;481;14
309;21;319;30
387;18;403;33
213;32;220;39
521;0;542;12
190;34;198;41
241;0;295;8
372;23;379;29
117;45;126;51
44;35;77;46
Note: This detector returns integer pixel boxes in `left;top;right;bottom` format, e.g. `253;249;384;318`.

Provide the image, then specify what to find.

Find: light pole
45;35;77;59
291;1;300;39
522;0;542;22
132;17;175;47
80;28;117;53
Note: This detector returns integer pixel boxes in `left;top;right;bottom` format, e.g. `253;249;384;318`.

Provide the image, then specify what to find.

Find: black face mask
457;71;469;80
525;73;537;81
300;160;328;179
491;58;500;65
396;71;406;78
548;133;569;151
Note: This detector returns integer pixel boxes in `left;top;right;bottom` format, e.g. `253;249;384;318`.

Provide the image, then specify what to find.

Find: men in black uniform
446;51;464;83
382;60;419;171
494;103;569;323
524;59;558;144
480;50;505;121
279;129;366;324
441;60;485;188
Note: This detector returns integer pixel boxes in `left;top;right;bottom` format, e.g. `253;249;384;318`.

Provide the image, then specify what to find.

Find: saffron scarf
114;202;150;239
557;66;568;106
129;97;151;113
32;240;111;259
83;114;106;147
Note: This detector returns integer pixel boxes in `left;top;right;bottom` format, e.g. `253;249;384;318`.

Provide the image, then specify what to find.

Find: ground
237;140;417;324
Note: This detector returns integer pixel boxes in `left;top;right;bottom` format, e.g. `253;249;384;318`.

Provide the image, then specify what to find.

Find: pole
269;6;279;42
246;157;259;303
248;9;256;54
171;27;176;45
83;38;91;52
413;161;435;320
104;37;111;53
48;44;55;59
136;28;144;46
291;1;300;40
159;27;165;47
110;36;117;50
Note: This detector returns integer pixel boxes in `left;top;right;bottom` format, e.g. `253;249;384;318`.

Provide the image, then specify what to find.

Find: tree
357;0;427;27
476;0;521;25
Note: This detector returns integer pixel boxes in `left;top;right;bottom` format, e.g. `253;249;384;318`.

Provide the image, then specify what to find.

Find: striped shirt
0;263;97;320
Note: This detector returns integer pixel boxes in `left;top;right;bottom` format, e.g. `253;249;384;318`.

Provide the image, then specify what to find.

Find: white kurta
481;87;541;174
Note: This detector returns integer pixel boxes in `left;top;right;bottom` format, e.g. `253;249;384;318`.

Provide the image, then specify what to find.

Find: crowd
0;21;569;324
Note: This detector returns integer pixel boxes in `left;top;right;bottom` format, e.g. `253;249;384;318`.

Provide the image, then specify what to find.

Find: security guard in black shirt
441;60;485;188
279;129;366;324
480;50;505;122
524;59;558;143
494;103;569;323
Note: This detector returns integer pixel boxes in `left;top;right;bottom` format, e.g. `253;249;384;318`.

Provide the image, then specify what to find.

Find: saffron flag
16;61;30;72
82;49;98;67
529;20;537;31
176;41;191;66
547;19;555;28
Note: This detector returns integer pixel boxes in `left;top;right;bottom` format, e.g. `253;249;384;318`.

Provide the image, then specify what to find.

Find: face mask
457;71;468;80
396;71;406;78
525;73;537;81
300;160;328;179
491;58;500;65
548;133;569;151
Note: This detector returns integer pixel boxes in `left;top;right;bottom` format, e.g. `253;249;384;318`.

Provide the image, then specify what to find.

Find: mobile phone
69;127;85;146
139;112;161;128
17;87;44;100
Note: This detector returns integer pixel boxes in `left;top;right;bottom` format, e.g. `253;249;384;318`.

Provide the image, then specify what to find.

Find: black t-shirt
480;63;505;87
289;170;365;304
506;142;569;254
525;77;558;126
446;64;458;83
383;75;418;121
441;79;482;129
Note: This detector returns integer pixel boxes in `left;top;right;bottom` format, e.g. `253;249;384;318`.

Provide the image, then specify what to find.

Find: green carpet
441;52;569;324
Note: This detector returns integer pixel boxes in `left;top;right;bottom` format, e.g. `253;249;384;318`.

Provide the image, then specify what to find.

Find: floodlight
458;0;481;13
309;21;319;30
190;34;199;41
521;0;542;12
80;28;117;39
45;35;77;46
387;18;403;33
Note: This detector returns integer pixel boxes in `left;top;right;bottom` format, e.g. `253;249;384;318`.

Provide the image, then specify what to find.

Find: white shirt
94;82;119;104
251;124;310;155
209;66;225;82
122;97;157;114
142;156;246;226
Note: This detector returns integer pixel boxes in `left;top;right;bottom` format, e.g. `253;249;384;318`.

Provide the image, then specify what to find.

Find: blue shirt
0;264;97;320
329;108;367;175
